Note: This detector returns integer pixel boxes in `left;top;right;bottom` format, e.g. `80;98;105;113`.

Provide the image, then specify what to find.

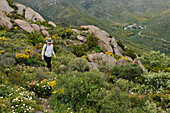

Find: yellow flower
45;37;48;40
14;26;17;30
6;13;9;16
15;53;29;59
122;57;129;61
0;50;4;53
52;91;57;94
82;55;86;59
3;30;7;32
105;50;114;58
51;61;52;64
49;81;56;87
25;48;31;53
0;36;7;41
64;42;67;46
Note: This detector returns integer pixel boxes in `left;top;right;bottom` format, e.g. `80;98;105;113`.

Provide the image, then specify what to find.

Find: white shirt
42;44;55;57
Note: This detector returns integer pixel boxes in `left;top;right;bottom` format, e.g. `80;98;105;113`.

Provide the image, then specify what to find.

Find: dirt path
38;96;54;113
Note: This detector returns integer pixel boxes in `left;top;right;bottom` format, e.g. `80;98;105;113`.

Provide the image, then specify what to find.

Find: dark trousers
44;55;51;71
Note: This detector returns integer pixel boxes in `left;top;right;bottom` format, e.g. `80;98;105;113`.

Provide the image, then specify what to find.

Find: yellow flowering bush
14;26;17;30
49;80;56;87
81;55;87;59
121;57;129;61
15;53;29;63
105;50;114;57
0;36;7;44
16;53;29;59
25;48;31;53
66;29;72;35
64;42;67;46
0;50;5;53
39;43;43;48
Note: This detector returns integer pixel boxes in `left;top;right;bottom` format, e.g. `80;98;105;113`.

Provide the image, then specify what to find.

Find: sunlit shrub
26;79;52;98
68;58;89;72
86;34;98;49
0;84;37;113
15;53;29;63
142;72;170;92
72;45;86;57
49;70;107;112
110;64;141;81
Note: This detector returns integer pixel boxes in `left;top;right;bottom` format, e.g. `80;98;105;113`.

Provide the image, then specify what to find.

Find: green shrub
7;0;18;10
72;45;86;57
0;84;37;113
26;79;53;98
123;48;137;60
115;78;134;91
28;32;44;46
11;33;27;39
96;88;133;113
142;72;170;92
86;34;98;49
117;40;125;50
49;70;107;112
68;58;89;72
110;64;141;81
138;51;170;72
91;45;103;53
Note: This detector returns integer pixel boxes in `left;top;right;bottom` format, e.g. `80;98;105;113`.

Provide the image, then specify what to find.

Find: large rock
81;25;113;52
48;21;56;27
88;62;99;70
133;59;147;73
14;19;34;33
0;0;14;13
40;25;48;30
0;9;12;29
87;53;117;68
71;29;80;33
117;58;128;65
31;24;40;32
77;35;86;42
25;7;45;22
15;3;26;15
111;37;124;57
42;30;49;36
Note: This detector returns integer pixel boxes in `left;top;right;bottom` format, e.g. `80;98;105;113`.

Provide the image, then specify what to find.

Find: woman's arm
52;44;56;59
42;44;46;60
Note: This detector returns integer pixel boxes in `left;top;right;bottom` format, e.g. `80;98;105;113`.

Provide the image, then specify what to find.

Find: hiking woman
42;38;56;72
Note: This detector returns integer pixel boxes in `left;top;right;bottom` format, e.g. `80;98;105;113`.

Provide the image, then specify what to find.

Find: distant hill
13;0;170;56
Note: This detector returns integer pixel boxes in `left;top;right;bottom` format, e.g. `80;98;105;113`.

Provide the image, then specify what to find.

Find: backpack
44;44;47;55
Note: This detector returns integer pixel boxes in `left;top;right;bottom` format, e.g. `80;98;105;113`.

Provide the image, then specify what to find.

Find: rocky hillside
12;0;170;56
0;0;170;113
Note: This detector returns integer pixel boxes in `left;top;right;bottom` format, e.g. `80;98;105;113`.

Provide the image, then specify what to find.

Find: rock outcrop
14;19;34;33
0;9;13;29
77;35;86;42
88;62;99;70
25;7;45;22
110;37;124;57
81;25;113;52
0;0;14;13
133;59;147;73
15;3;26;15
87;53;117;68
31;24;40;32
42;30;49;36
48;21;56;27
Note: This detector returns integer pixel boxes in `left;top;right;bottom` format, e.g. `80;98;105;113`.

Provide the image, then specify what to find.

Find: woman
42;38;56;72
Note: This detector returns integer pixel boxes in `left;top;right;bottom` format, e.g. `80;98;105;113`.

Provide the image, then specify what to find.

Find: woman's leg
44;56;52;71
